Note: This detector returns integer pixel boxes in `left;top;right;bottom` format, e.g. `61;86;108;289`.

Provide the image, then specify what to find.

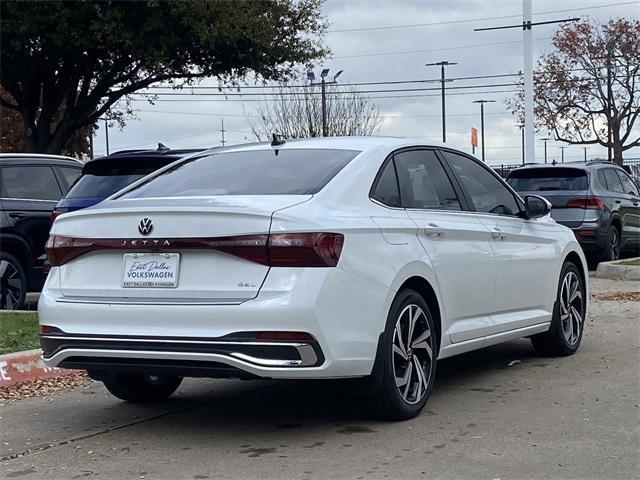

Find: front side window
371;159;400;207
394;150;461;210
442;151;520;216
120;149;359;198
603;169;625;194
616;170;638;196
0;166;63;200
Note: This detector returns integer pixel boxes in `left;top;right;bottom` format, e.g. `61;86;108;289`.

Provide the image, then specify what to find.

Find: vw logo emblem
138;218;153;236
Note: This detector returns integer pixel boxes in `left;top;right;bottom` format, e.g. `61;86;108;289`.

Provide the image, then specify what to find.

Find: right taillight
268;233;344;267
565;196;605;210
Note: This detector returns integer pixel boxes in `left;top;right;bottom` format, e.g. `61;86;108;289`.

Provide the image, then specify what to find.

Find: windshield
507;168;588;192
119;148;360;198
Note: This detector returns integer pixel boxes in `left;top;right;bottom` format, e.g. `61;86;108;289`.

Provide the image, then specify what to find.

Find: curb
0;349;76;388
595;258;640;281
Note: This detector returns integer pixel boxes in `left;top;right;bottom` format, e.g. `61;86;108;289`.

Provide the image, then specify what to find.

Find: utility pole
473;99;495;163
426;61;457;143
475;3;578;163
308;68;344;137
559;145;567;163
220;118;226;147
541;137;551;164
583;147;589;162
516;123;525;165
606;40;613;163
102;117;110;156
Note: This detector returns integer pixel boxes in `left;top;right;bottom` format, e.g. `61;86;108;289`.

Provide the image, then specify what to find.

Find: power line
326;2;638;33
136;109;511;119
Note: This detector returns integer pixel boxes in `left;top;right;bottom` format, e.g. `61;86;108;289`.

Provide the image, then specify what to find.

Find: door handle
491;229;505;240
615;200;622;204
423;225;444;238
9;213;26;219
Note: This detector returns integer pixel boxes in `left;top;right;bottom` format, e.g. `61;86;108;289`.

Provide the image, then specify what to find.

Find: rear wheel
103;374;182;403
600;225;620;262
0;252;27;310
531;262;585;356
367;289;437;420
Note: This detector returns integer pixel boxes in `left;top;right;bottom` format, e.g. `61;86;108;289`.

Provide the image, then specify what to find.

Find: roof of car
84;148;207;167
508;160;625;173
0;153;82;166
197;136;452;157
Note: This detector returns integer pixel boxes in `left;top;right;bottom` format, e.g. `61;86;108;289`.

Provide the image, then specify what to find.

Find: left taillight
50;209;64;225
46;236;98;267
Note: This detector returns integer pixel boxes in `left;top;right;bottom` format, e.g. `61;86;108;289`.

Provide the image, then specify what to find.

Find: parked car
53;146;205;219
0;154;82;309
507;161;640;262
40;137;588;420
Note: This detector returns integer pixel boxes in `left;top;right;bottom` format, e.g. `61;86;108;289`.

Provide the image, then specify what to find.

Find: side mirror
523;195;551;219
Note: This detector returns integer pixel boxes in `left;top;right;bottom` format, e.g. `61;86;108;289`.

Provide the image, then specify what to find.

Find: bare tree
249;80;382;139
507;19;639;165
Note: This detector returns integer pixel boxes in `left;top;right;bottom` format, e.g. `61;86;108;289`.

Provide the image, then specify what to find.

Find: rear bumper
38;266;390;379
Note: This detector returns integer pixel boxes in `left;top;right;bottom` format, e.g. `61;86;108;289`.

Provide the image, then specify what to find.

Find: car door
614;168;640;252
391;148;497;343
440;150;559;334
0;164;64;278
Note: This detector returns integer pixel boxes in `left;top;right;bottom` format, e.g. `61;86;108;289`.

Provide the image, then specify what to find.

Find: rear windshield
507;168;588;191
65;166;158;199
119;149;359;198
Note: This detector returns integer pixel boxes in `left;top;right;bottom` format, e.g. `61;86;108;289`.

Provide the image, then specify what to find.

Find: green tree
0;0;326;154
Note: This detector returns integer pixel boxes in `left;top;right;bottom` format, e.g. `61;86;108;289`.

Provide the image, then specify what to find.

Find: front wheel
367;289;437;420
103;374;182;403
0;252;27;310
531;262;586;356
600;226;620;262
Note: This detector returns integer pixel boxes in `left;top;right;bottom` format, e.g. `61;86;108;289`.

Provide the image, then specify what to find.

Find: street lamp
559;145;568;163
541;137;552;163
516;123;525;165
308;68;343;137
473;99;495;163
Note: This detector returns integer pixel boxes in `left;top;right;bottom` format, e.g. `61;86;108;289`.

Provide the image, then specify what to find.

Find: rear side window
507;168;588;191
120;149;359;198
58;167;82;191
394;150;461;210
617;170;639;196
603;169;625;193
371;160;400;207
0;166;63;200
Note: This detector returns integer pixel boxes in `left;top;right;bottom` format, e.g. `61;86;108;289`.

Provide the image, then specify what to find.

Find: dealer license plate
122;253;180;288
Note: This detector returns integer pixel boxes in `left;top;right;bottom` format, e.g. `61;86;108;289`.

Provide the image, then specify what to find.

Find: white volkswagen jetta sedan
39;137;588;420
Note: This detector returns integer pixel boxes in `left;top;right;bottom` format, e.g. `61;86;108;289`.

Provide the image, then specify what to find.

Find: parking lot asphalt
1;278;638;480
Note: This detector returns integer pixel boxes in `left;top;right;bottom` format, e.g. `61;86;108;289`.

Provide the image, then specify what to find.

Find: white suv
39;137;587;420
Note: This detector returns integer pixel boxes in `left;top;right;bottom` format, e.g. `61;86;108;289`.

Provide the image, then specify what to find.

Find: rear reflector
46;232;344;268
41;325;64;334
565;196;605;210
256;331;316;342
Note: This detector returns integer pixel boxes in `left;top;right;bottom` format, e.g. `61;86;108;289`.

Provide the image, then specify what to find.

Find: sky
95;0;640;165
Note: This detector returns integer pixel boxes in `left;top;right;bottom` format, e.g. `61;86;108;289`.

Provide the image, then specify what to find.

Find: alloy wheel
560;271;584;346
392;304;433;405
610;228;620;260
0;259;23;310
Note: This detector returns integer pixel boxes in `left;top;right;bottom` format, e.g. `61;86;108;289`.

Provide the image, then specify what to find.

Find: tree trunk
611;120;624;166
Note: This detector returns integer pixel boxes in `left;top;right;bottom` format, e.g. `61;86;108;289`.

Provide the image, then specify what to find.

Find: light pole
426;61;457;143
583;147;589;162
98;117;110;156
541;137;552;164
559;145;567;163
308;68;343;137
473;99;495;163
516;123;525;165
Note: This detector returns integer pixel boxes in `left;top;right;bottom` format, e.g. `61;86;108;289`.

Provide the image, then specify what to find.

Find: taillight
45;232;344;268
565;196;605;210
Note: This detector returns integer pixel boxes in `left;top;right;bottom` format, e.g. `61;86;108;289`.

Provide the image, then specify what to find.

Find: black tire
599;225;621;262
531;262;586;356
103;374;182;403
367;289;438;421
0;252;27;310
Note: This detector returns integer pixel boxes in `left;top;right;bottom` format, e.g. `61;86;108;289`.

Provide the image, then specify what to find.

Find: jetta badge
138;218;153;236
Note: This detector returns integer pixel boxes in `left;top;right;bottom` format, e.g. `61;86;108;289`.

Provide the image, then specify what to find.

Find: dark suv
0;154;82;309
507;161;640;262
53;147;205;217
